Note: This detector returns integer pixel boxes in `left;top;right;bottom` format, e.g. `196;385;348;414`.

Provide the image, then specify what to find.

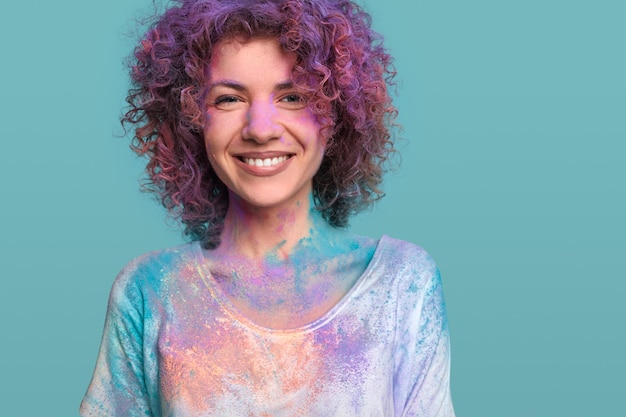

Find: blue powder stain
260;194;376;300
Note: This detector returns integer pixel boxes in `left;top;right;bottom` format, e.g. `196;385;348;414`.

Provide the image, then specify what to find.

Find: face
203;37;325;211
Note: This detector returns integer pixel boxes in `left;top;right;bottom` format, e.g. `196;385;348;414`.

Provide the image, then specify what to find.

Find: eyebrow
208;80;295;92
275;81;295;91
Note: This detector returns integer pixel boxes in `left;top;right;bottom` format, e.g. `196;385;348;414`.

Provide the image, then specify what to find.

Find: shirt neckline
192;235;388;335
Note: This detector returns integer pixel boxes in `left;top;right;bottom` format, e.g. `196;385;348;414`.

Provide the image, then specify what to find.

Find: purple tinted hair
124;0;398;249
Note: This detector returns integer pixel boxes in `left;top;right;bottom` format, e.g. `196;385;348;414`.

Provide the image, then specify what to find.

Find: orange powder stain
160;319;325;414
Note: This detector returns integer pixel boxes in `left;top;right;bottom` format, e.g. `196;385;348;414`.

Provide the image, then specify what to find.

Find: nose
242;99;284;143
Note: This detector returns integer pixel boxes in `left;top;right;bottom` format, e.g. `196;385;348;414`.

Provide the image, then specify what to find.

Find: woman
81;0;454;415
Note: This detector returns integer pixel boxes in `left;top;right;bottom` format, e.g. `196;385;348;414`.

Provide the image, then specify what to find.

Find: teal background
1;0;624;415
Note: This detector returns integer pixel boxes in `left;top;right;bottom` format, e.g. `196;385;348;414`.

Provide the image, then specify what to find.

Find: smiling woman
203;38;325;215
80;0;455;416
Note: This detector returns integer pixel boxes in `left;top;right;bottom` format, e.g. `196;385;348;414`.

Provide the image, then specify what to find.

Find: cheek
202;133;214;158
202;134;222;171
202;119;226;154
203;110;242;144
292;114;324;145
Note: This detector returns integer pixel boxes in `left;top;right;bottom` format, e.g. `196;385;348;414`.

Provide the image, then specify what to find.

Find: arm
80;267;155;417
394;264;455;417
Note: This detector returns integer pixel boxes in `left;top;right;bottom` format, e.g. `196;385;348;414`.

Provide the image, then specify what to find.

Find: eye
282;93;302;102
281;93;304;103
212;95;243;109
279;93;306;108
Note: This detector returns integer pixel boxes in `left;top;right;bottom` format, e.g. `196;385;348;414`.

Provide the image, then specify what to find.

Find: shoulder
367;235;444;307
374;235;439;282
374;236;449;336
117;243;198;277
109;242;200;303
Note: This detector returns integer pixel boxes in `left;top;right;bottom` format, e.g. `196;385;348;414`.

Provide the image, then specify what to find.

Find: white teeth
243;155;289;167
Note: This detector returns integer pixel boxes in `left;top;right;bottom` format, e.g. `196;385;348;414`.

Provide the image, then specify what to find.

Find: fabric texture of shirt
80;235;454;416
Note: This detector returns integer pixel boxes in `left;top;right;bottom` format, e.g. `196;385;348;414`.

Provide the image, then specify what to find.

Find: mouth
238;155;293;167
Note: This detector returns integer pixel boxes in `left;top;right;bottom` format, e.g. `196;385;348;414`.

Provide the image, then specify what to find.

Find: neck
216;192;340;261
205;192;377;328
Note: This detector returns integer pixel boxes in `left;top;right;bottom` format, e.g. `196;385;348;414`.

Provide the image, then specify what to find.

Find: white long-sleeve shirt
81;235;455;416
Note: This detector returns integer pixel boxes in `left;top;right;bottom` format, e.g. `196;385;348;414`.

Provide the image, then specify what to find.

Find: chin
231;187;310;212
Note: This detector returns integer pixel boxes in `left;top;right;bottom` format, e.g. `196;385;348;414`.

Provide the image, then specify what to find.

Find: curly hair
124;0;398;249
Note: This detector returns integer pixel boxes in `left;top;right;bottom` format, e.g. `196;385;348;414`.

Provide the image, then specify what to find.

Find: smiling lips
241;155;291;167
235;153;294;176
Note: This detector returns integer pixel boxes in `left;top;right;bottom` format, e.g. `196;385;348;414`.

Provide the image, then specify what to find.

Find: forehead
209;37;297;81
